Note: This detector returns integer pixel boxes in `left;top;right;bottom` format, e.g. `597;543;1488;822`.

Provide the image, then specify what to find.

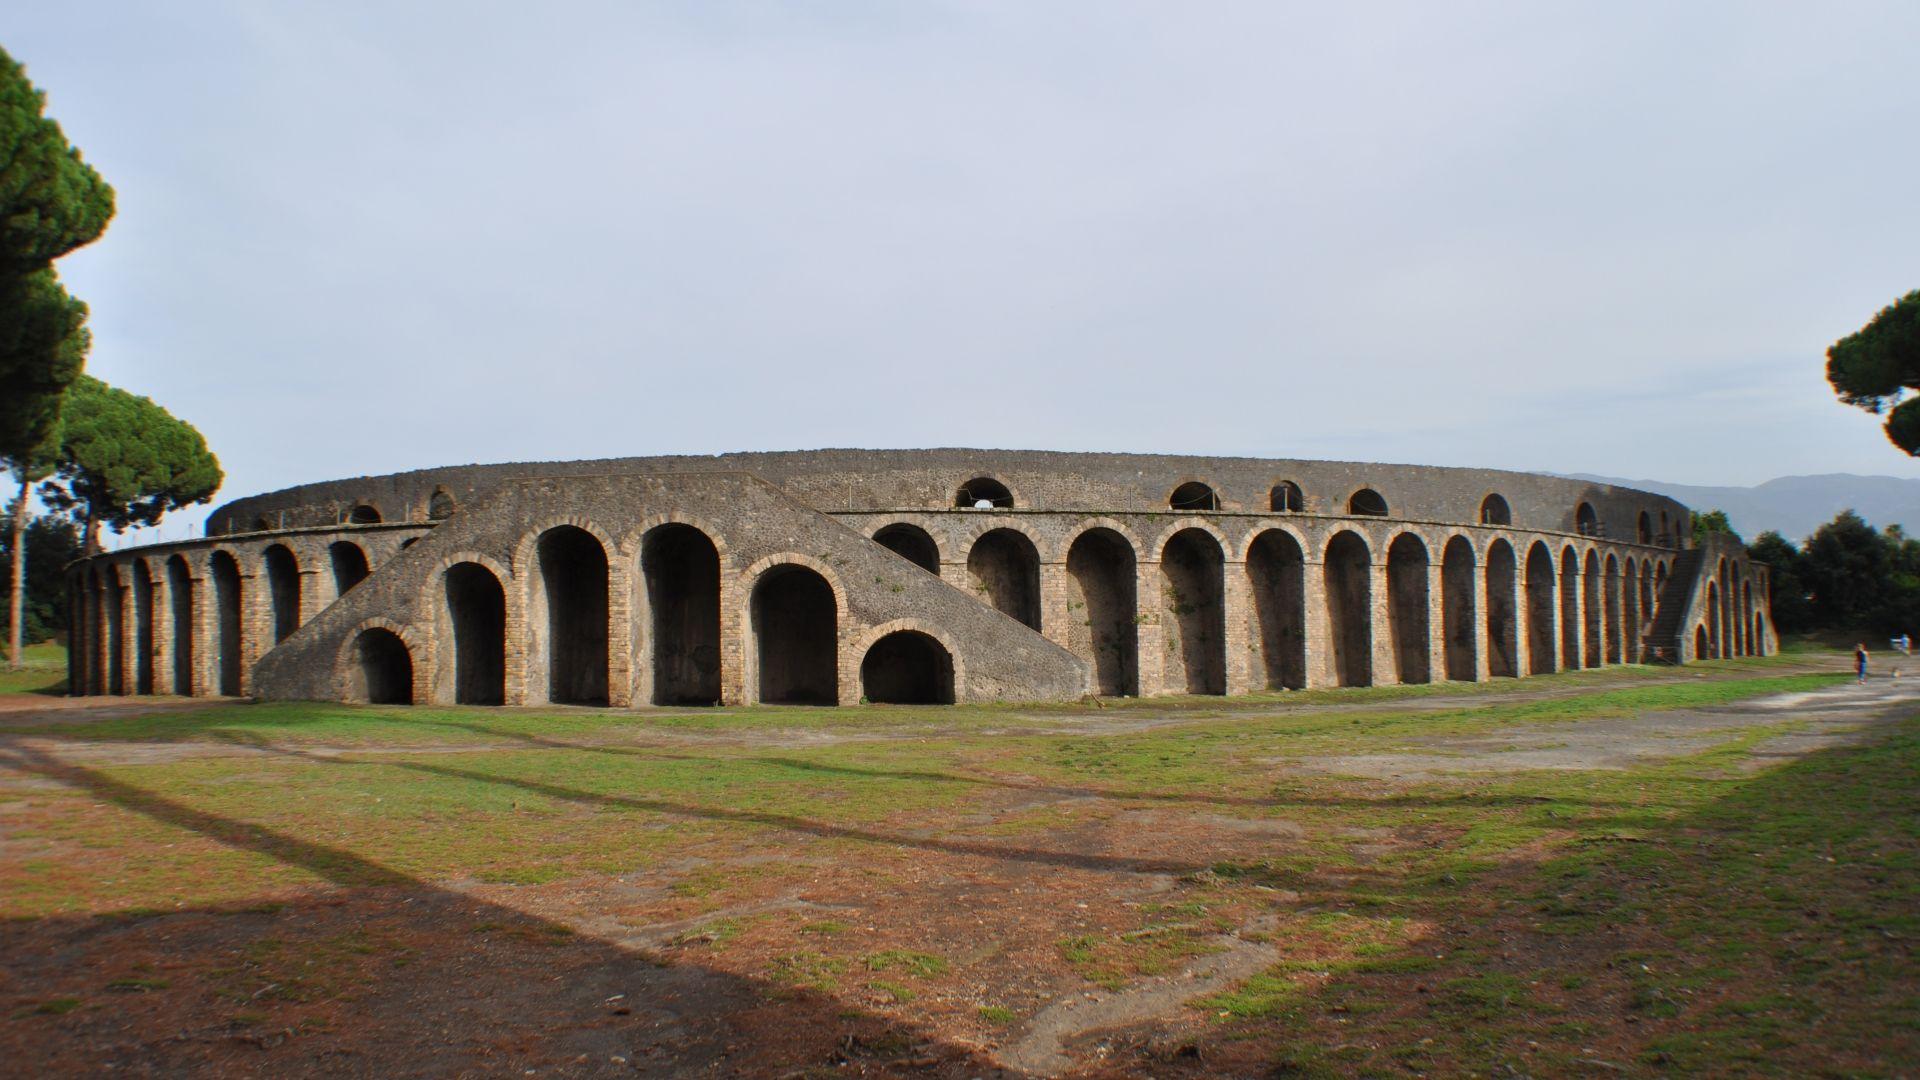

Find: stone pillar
239;567;268;697
149;571;173;695
1472;555;1493;681
190;564;216;698
1426;563;1448;682
1039;561;1072;652
607;563;633;708
1223;560;1254;695
504;572;530;707
298;566;324;638
1303;554;1332;689
1370;560;1396;686
1135;559;1166;696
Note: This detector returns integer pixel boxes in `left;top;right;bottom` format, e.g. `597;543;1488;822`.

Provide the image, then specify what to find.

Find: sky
10;2;1920;546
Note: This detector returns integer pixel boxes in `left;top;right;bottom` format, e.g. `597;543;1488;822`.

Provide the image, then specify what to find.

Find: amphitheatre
62;449;1773;706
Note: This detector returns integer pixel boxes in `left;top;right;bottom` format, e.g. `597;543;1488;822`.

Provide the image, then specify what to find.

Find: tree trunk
7;475;26;671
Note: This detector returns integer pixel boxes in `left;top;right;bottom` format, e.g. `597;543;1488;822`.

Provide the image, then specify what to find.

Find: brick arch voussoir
849;617;969;700
510;515;619;580
1151;517;1233;562
864;514;951;566
1238;521;1310;563
960;520;1050;565
1063;517;1147;564
620;513;735;570
335;615;428;704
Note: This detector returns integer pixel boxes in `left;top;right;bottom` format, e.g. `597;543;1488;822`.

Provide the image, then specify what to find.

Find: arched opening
1583;551;1602;667
955;477;1013;509
1525;543;1556;675
1602;555;1622;664
644;524;722;706
532;525;609;706
1442;537;1476;681
167;555;194;695
1660;510;1672;544
967;529;1041;631
330;541;370;596
1248;529;1306;690
1325;531;1372;687
1067;528;1138;697
1387;533;1431;685
1559;547;1581;670
752;565;837;705
1640;558;1655;637
1707;581;1723;659
860;631;954;704
1637;511;1652;545
1269;482;1304;513
428;488;457;520
873;523;940;574
349;628;413;705
1576;503;1599;536
1348;489;1389;516
1694;624;1708;660
1485;540;1519;678
211;551;243;696
132;561;155;694
1169;481;1219;512
265;544;300;644
1479;494;1511;526
348;504;382;525
102;567;125;694
1623;560;1640;664
444;563;505;706
1161;529;1226;694
1743;581;1756;656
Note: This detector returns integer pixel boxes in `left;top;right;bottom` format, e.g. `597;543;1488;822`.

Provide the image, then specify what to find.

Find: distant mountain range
1566;473;1920;542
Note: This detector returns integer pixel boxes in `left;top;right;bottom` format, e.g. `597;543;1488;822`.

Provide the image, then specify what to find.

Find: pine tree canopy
0;266;88;462
40;376;223;545
0;46;114;272
1828;290;1920;454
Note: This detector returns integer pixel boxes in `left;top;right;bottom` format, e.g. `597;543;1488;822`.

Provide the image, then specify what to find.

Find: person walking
1856;643;1870;684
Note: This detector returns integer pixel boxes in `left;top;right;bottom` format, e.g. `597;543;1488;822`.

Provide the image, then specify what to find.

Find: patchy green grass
0;641;66;695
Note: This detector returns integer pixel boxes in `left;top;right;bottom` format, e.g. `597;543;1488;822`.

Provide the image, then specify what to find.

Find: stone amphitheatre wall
67;450;1775;707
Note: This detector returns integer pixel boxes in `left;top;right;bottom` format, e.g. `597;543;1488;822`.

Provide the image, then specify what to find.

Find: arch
347;627;413;704
1576;502;1599;536
531;525;610;705
443;562;505;705
955;476;1014;509
1485;539;1519;678
967;528;1041;631
1348;488;1389;517
1387;533;1431;684
751;564;838;705
1603;554;1622;664
348;503;382;525
860;630;955;704
1660;510;1672;544
428;487;458;520
1161;528;1226;694
1694;624;1708;660
264;544;301;644
210;550;243;696
1637;511;1652;545
166;555;194;695
1441;536;1477;681
643;523;722;705
1583;550;1602;667
1248;529;1306;691
1325;530;1373;687
873;523;941;575
1067;527;1138;697
1706;581;1723;659
1169;481;1219;512
1525;542;1556;675
1622;559;1640;664
1743;580;1756;656
131;560;155;694
1479;494;1511;526
1559;547;1581;670
1269;481;1304;513
330;541;370;596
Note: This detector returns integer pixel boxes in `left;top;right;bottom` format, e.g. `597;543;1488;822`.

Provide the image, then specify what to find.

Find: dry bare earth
0;656;1912;1077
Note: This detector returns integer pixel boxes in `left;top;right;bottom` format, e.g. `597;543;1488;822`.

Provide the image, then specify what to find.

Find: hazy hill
1567;473;1920;542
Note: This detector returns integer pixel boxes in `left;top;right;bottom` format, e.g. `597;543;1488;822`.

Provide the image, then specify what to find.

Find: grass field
0;642;65;696
1;651;1912;1076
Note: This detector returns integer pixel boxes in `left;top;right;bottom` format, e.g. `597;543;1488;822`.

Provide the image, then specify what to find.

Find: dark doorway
968;529;1041;631
445;562;505;705
874;523;940;574
753;565;838;705
330;542;370;596
265;545;300;644
1066;528;1137;696
1387;534;1431;684
1441;536;1476;681
1525;543;1556;675
351;628;413;704
1560;548;1581;670
1325;531;1372;687
132;561;154;694
644;524;722;705
1162;529;1225;694
167;555;194;694
535;525;609;705
1485;540;1519;677
860;631;954;704
1248;529;1306;690
211;551;243;695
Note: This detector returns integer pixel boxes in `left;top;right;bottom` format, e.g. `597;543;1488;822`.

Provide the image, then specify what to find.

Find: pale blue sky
10;2;1920;545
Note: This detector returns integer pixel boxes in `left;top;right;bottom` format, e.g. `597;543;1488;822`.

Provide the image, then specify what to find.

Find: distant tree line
1745;510;1920;637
